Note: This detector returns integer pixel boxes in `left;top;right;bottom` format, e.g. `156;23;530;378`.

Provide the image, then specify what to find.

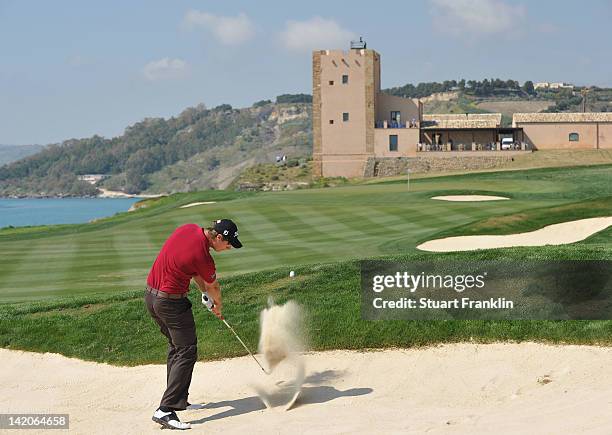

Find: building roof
421;113;502;129
513;112;612;123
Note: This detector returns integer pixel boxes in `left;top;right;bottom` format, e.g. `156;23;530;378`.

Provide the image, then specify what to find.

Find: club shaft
222;319;268;374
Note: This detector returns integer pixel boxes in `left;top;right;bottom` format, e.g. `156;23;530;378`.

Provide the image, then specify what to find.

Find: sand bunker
251;356;305;411
2;343;611;433
254;300;306;410
180;201;217;209
432;195;509;201
417;216;612;252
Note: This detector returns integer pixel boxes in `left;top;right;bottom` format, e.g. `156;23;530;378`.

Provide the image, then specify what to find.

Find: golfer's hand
211;302;223;320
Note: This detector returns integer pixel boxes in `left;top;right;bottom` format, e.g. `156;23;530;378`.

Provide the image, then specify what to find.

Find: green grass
1;247;611;366
1;165;612;301
427;196;612;241
1;164;612;364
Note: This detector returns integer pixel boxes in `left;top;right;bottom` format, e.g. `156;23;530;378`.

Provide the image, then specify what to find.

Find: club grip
202;292;215;310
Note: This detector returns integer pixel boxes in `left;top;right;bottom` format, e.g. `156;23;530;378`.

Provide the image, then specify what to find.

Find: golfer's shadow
188;370;372;425
295;385;372;408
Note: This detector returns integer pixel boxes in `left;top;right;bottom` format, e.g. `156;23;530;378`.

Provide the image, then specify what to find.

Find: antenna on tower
350;36;367;49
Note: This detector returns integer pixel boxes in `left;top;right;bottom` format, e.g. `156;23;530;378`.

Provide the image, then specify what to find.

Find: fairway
1;165;611;302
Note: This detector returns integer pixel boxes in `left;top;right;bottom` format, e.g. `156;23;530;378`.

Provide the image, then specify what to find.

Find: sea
0;198;140;228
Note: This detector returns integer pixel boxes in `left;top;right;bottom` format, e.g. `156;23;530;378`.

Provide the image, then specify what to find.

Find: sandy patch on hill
97;188;163;199
180;201;217;209
1;343;611;434
432;195;509;202
417;216;612;252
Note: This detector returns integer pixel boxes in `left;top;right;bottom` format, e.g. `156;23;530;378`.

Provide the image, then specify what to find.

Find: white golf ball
289;271;295;278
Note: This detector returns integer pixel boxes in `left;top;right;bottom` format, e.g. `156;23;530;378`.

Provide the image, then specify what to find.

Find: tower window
389;135;398;151
342;75;349;84
390;111;401;127
329;120;334;124
343;112;349;122
569;132;579;141
329;80;334;85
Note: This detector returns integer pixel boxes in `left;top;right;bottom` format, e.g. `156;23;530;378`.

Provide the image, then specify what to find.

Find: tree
523;80;535;95
213;104;233;112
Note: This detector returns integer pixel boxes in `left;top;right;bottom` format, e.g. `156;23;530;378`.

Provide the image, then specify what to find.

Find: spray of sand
252;299;306;411
259;299;305;369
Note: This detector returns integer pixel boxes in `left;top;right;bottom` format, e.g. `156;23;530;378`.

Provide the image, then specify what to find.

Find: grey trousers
145;291;197;411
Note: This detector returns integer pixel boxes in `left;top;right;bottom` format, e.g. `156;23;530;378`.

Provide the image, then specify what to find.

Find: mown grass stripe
240;205;327;253
207;204;303;273
247;203;345;247
2;237;82;297
0;241;37;283
281;205;368;242
64;232;124;295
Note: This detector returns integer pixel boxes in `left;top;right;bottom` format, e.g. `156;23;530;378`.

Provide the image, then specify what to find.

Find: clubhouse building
312;43;612;178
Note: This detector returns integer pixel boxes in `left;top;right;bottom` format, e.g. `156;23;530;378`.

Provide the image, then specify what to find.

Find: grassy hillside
475;100;554;117
422;88;612;124
232;150;612;190
423;94;490;115
228;160;312;191
143;111;311;193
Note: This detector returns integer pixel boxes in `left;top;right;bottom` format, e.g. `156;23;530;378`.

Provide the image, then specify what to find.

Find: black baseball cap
213;219;242;248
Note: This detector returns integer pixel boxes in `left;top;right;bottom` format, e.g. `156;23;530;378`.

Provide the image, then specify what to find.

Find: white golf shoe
152;409;191;430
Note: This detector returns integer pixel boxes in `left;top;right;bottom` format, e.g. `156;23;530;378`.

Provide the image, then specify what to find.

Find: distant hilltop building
534;82;574;90
78;174;109;185
312;41;611;178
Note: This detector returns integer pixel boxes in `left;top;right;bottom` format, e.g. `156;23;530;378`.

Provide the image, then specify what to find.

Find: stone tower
312;47;380;177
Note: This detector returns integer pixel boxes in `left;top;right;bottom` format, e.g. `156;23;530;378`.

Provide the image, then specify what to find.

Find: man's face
211;234;232;252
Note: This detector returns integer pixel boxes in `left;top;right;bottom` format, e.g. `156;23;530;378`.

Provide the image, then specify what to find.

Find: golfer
145;219;242;430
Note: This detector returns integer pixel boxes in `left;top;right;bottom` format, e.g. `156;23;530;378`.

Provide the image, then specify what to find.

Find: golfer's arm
194;275;222;304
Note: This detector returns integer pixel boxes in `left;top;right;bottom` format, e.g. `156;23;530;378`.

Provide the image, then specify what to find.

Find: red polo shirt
147;224;216;294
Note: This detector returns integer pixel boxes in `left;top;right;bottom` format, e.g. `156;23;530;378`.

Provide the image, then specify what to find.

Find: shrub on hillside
286;158;300;167
276;93;312;104
253;99;272;108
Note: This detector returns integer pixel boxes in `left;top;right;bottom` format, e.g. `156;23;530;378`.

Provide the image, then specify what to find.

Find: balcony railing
375;121;419;129
417;142;530;152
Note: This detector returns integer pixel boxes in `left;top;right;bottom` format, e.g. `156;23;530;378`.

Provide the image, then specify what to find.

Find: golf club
222;318;270;375
202;292;270;375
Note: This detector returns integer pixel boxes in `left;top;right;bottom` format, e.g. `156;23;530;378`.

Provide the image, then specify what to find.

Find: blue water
0;198;140;228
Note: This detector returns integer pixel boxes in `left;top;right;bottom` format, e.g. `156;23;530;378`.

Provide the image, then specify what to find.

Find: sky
1;0;611;145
